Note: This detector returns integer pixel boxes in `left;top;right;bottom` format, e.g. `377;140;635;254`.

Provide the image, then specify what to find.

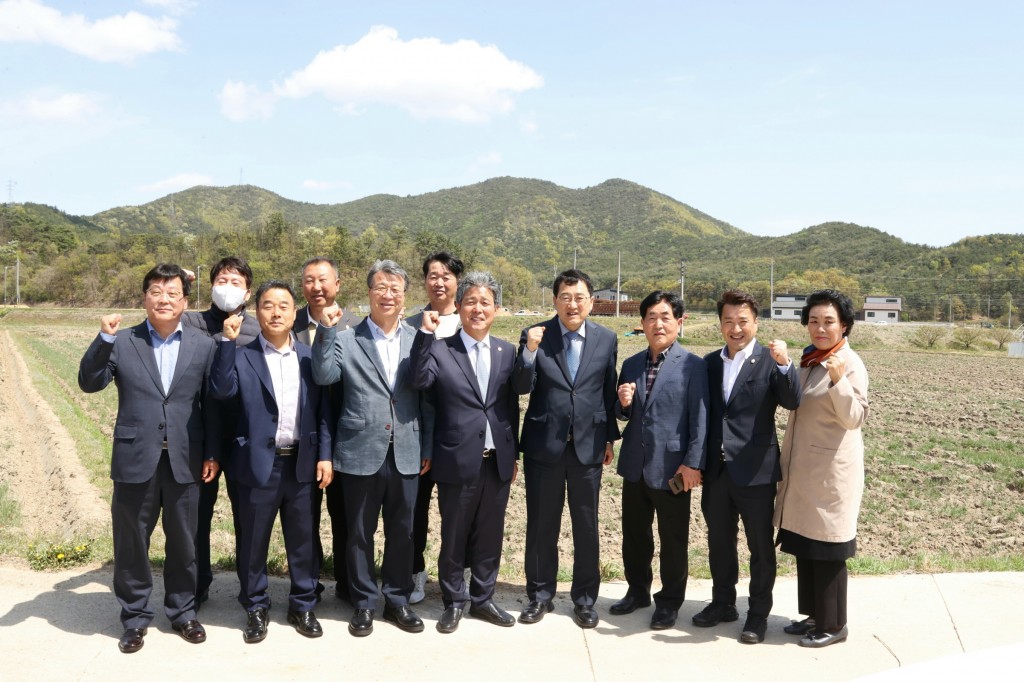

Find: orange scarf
800;337;847;368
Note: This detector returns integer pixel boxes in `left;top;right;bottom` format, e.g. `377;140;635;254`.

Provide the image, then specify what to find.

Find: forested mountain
1;178;1021;321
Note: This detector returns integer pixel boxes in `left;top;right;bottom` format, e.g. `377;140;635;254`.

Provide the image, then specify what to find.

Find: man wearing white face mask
183;257;261;606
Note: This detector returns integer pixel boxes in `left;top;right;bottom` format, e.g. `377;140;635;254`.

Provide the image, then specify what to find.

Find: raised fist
420;310;440;333
100;314;122;336
525;325;545;352
618;381;636;408
768;339;790;366
222;313;242;341
321;303;343;328
825;354;846;385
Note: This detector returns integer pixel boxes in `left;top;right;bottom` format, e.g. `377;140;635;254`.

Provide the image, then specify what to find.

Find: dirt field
1;308;1022;583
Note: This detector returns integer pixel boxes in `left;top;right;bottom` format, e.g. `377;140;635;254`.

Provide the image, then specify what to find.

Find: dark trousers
620;478;691;610
412;473;436;574
524;444;602;606
112;450;198;629
341;446;417;609
796;557;848;632
196;466;239;597
436;456;511;609
314;478;349;598
700;473;777;618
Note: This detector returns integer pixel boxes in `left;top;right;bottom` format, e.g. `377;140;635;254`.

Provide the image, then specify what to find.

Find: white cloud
218;80;277;122
139;173;213;193
302;179;354;191
2;89;102;121
0;0;181;63
222;25;543;123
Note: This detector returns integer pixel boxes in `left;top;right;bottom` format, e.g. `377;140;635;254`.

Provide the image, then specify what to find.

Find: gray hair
455;271;500;305
366;259;410;291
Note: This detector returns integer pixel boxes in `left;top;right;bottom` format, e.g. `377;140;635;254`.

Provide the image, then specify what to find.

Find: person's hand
182;268;197;282
618;382;636;408
420;310;440;333
525;325;544;352
603;442;614;466
100;313;122;336
316;461;334;489
420;459;432;475
321;303;342;328
825;353;846;385
676;464;702;492
768;339;790;366
201;460;220;483
222;313;242;341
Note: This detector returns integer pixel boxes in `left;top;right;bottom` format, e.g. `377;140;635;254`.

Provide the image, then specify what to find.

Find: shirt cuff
100;332;116;343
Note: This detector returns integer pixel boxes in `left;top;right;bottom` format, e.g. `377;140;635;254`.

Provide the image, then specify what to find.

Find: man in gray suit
78;263;219;654
611;290;708;631
312;260;433;637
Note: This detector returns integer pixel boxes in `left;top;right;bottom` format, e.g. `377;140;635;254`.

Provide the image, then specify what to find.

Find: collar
557;319;586;339
720;338;757;364
146;320;183;342
460;329;490;351
259;332;294;355
367;316;400;341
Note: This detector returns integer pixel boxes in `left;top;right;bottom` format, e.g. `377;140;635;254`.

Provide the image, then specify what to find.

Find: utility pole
769;258;775;319
3;265;7;305
15;255;20;305
615;251;621;318
573;248;577;269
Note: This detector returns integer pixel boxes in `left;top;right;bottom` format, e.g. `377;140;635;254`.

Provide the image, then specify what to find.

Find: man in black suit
410;271;519;633
182;256;260;606
693;289;800;643
79;263;219;654
513;269;620;629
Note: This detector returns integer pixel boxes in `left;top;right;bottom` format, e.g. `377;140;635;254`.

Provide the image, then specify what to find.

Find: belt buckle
482;449;495;458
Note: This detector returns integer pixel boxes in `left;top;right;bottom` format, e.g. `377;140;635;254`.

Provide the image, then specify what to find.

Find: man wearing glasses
79;263;219;654
312;260;433;637
513;269;620;629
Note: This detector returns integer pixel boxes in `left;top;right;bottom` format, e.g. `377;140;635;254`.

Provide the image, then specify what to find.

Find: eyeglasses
146;288;184;301
557;294;590;305
370;285;405;297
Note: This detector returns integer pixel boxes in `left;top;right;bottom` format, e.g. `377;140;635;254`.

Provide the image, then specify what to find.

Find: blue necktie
565;331;580;382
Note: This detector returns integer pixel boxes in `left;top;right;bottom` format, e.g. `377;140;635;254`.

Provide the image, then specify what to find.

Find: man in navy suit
209;280;333;643
410;271;519;633
513;269;620;628
693;289;799;643
78;263;219;654
610;291;708;630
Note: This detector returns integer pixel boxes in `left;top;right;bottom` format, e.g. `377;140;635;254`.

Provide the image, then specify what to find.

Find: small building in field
771;294;807;321
593;288;629;301
859;296;902;323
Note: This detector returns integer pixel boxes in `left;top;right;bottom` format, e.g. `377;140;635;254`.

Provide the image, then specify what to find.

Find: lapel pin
750;358;757;364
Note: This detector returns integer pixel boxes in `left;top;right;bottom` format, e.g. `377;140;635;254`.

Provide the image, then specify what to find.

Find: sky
1;0;1021;247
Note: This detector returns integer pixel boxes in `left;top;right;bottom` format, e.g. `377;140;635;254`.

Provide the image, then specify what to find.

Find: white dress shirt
461;329;494;450
258;334;301;447
367;316;402;390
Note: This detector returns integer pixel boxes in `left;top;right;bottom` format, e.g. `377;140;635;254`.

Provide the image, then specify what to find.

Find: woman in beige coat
774;289;868;648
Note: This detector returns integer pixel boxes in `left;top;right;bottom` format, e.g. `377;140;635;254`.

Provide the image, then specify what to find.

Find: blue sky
1;1;1021;247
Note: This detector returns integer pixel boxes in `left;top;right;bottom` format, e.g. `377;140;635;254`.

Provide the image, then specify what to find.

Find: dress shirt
257;334;300;447
461;329;494;450
719;338;790;403
367;316;402;390
147;321;183;394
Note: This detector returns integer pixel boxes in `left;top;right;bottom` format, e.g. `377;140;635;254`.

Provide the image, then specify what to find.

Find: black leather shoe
243;608;268;643
118;627;147;654
609;593;651;615
518;600;553;624
469;601;515;627
799;625;848;648
691;602;739;627
172;619;207;644
650;606;678;630
349;608;374;637
436;606;464;634
740;614;767;644
784;617;816;635
383;604;425;633
288;609;323;638
572;604;599;629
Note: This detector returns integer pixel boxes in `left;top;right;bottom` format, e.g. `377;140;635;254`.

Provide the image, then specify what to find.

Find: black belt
275;445;297;456
482;448;496;458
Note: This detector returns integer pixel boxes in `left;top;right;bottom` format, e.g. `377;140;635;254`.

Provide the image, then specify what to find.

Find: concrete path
1;565;1021;680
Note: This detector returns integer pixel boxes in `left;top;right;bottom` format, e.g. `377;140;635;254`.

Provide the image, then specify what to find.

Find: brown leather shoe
118;627;147;654
172;619;207;644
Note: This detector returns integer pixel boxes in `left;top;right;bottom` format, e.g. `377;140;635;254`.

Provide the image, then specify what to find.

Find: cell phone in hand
667;473;684;495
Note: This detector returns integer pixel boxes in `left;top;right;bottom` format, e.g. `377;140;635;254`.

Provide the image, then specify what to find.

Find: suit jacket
410;331;519;484
78;322;218;485
614;342;709;490
183;307;261;345
208;338;332;489
774;344;868;543
295;305;359;345
512;316;620;464
312;318;433;476
703;340;801;487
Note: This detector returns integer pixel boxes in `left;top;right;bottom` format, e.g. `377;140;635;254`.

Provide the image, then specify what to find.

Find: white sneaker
410;571;427;604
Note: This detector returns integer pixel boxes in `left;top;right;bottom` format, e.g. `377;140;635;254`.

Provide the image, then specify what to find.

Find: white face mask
211;284;248;312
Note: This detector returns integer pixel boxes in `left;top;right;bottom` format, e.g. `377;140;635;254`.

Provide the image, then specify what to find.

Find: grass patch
0;482;20;528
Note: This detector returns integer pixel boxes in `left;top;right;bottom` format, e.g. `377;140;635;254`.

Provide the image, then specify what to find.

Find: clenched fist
100;314;122;336
222;313;242;341
320;303;343;328
768;339;790;366
420;310;440;333
618;381;636;408
525;325;545;352
824;353;846;385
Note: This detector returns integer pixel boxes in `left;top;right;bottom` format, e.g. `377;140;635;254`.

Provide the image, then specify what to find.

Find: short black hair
143;263;190;298
422;251;465;279
210;256;254;289
255;280;296;306
302;257;339;279
801;289;855;336
552;269;594;297
639;290;683;319
717;289;759;319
